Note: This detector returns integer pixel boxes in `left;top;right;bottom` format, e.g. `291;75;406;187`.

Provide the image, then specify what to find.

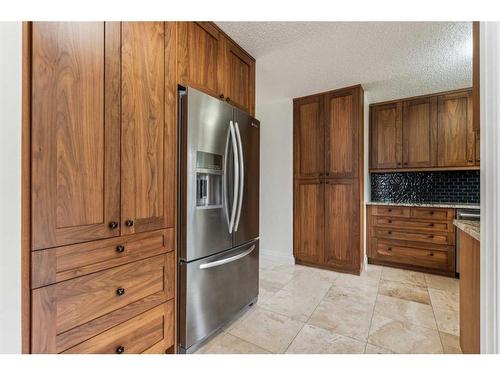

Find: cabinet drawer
375;228;451;245
411;207;454;221
32;253;175;353
32;229;174;288
372;206;410;218
374;217;451;233
372;240;451;270
63;301;174;354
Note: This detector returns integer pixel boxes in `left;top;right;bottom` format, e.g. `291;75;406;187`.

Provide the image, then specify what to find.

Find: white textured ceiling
216;22;472;103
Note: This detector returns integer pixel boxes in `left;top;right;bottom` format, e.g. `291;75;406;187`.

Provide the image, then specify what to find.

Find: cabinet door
323;180;360;273
370;102;402;170
177;22;223;98
324;87;361;178
294;180;323;264
121;22;176;235
31;22;121;250
223;36;255;115
293;96;324;179
437;91;474;167
402;97;437;168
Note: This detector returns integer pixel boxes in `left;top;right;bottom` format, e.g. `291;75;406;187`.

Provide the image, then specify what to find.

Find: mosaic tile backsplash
370;170;480;204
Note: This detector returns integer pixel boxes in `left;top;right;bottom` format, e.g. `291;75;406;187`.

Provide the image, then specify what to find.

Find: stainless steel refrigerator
178;87;260;353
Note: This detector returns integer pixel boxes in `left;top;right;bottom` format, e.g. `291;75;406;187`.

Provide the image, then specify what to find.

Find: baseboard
260;248;295;265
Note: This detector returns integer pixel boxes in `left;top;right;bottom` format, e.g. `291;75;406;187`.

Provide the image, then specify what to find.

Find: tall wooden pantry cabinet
293;85;364;275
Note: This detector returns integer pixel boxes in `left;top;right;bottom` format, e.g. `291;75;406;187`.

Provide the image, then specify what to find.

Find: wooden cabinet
370;102;402;169
177;22;256;115
293;85;364;275
437;91;475;167
27;22;177;354
370;88;477;171
367;205;456;276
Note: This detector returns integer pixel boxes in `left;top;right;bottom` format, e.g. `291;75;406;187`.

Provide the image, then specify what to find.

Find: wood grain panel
374;228;451;246
411;207;455;221
293;96;324;178
63;301;174;354
437;90;474;167
402;97;437;168
293;180;323;263
31;22;121;249
121;22;171;234
459;230;480;353
323;180;360;271
374;217;451;233
324;91;357;178
371;206;410;218
31;229;174;288
370;102;402;169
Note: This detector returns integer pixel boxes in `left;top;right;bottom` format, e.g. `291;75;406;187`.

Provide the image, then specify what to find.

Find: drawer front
32;253;175;353
374;217;451;233
375;228;451;245
372;239;451;270
411;207;454;221
32;229;174;288
63;301;174;354
372;206;410;218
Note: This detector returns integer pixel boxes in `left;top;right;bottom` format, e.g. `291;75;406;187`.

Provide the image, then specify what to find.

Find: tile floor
195;256;461;354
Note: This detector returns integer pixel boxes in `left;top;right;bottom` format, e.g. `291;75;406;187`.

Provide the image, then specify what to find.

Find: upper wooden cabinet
31;22;177;250
370;102;402;169
177;22;256;115
370;88;476;172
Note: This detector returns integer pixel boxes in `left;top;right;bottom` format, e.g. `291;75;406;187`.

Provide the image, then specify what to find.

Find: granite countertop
366;201;480;210
454;219;481;241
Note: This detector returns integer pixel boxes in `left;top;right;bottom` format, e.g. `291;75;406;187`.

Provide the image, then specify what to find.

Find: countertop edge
366;201;480;210
454;219;481;242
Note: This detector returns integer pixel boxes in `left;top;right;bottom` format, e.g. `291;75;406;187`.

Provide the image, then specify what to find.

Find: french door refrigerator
178;87;260;353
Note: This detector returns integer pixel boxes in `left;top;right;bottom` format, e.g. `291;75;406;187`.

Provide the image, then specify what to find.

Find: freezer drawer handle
199;245;256;270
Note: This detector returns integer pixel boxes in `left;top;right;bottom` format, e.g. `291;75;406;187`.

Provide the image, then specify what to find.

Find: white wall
0;22;22;353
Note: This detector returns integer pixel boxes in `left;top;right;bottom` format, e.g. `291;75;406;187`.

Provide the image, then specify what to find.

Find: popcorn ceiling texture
370;170;480;204
216;22;472;103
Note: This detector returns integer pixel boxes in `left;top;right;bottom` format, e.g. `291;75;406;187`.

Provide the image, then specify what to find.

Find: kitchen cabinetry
366;205;456;276
28;22;177;354
293;85;364;275
177;22;256;115
370;88;476;172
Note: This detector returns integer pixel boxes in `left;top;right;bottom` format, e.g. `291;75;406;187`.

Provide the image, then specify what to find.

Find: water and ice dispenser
195;151;223;208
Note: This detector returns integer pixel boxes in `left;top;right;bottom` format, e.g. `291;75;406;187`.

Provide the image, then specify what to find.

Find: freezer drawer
179;240;259;352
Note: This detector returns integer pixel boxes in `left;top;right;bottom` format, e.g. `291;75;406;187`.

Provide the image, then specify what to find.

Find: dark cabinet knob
116;287;125;296
219;93;225;99
225;97;230;102
468;159;473;163
388;231;392;235
429;211;434;215
109;221;119;230
116;245;125;253
429;252;434;257
429;223;434;227
388;220;392;223
387;247;392;251
125;219;134;227
404;162;408;165
428;235;434;239
116;346;125;354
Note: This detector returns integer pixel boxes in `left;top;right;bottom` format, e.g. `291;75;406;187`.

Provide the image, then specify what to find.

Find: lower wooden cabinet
367;205;456;276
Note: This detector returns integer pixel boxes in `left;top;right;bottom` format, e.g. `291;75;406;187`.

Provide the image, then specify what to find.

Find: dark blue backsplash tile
370;170;480;204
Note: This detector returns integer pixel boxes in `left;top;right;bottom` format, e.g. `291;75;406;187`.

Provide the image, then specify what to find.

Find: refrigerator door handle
199;245;256;269
223;125;231;232
228;120;239;234
234;121;244;232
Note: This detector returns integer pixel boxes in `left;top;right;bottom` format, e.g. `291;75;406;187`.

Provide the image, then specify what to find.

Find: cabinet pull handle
116;346;125;354
219;93;225;99
109;221;119;230
429;211;434;215
387;209;392;212
116;287;125;296
388;220;392;223
116;245;125;253
428;235;434;239
225;97;231;102
428;223;434;227
387;247;392;251
125;219;134;227
388;231;392;234
429;252;434;257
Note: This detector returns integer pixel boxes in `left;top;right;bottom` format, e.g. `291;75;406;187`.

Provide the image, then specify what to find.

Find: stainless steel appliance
455;208;480;275
178;87;260;353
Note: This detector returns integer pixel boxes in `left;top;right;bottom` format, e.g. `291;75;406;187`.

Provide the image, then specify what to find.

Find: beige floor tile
381;267;427;287
308;298;374;341
378;279;431;305
221;304;257;332
260;288;323;322
368;312;443;354
364;343;394;354
439;331;462;354
195;332;271;354
433;307;459;336
259;279;281;302
259;268;295;288
324;283;378;309
425;274;459;293
334;271;380;290
286;324;365;354
282;273;336;300
228;307;304;353
374;295;437;330
428;288;459;312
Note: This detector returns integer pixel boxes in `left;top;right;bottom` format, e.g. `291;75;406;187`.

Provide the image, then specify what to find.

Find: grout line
427;280;446;354
365;268;382;352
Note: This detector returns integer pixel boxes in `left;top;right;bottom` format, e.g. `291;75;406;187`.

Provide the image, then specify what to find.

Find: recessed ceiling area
216;22;472;103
